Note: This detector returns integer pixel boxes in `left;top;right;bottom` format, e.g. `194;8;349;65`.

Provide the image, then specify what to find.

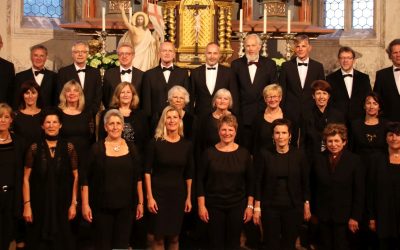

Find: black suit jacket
15;68;57;108
190;64;238;116
57;64;102;115
0;57;15;105
312;150;364;224
279;58;325;123
141;65;190;116
231;56;277;126
254;147;310;209
374;66;400;121
102;66;144;109
327;69;371;122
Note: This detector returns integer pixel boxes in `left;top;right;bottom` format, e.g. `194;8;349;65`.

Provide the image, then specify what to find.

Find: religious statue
119;4;161;71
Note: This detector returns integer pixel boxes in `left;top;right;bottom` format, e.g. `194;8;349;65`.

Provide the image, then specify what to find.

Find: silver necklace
113;144;121;152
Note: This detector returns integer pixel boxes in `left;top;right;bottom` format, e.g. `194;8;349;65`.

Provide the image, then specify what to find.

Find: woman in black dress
0;103;25;250
167;85;196;141
253;118;311;250
368;122;400;250
58;80;95;166
303;80;345;160
312;123;364;250
81;109;144;250
252;84;285;154
145;105;193;250
13;80;43;146
23;108;78;250
197;114;253;250
198;88;235;153
99;82;149;154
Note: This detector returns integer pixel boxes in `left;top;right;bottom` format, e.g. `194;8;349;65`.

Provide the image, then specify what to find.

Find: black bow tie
298;63;308;66
394;68;400;72
207;67;216;70
121;69;132;75
77;69;86;73
34;69;45;76
248;61;259;67
162;67;173;72
343;74;353;78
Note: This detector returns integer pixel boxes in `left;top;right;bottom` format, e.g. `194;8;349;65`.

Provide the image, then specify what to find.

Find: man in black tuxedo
14;44;57;108
327;46;371;123
0;34;15;105
57;41;102;115
279;34;325;144
142;41;190;118
374;38;400;122
231;34;277;149
191;42;238;116
102;43;144;109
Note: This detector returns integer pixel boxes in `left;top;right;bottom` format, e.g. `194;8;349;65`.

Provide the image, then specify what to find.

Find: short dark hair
294;34;310;45
386;39;400;57
30;44;48;55
338;46;356;59
385;121;400;136
311;80;332;94
17;80;43;110
271;118;292;135
323;123;347;142
40;107;62;125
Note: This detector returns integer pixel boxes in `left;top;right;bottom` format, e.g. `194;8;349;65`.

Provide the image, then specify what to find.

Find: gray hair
71;41;89;52
168;85;190;105
103;109;124;125
245;34;262;46
212;88;233;109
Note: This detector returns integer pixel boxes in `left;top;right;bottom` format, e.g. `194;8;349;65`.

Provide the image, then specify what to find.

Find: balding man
190;42;238;116
231;33;277;149
0;34;15;105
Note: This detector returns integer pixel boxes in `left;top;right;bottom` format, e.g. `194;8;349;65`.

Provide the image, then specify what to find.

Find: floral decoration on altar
87;53;120;70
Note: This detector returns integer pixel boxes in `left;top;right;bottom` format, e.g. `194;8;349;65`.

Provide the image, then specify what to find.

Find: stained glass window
352;0;374;29
324;0;345;29
24;0;63;18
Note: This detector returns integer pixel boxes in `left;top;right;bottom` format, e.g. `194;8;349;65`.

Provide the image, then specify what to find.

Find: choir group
1;32;400;250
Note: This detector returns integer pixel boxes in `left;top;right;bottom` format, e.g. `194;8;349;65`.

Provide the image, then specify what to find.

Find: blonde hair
263;84;282;99
154;106;184;140
168;85;190;105
58;80;85;111
212;88;233;109
110;82;139;109
0;103;13;119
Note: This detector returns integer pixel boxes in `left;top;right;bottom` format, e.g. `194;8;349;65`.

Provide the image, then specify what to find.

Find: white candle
239;9;243;32
129;7;132;23
287;9;291;34
263;7;267;33
102;7;106;31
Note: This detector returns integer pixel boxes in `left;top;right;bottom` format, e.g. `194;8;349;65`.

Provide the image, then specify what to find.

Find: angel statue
119;4;161;71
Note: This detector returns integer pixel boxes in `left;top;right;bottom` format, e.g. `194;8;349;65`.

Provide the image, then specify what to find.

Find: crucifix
186;1;208;64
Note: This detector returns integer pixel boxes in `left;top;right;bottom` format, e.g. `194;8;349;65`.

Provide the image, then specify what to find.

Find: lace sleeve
67;142;78;170
25;143;37;168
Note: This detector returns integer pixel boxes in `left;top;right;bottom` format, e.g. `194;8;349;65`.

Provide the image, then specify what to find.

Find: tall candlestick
263;7;267;33
102;7;106;31
239;9;243;33
87;0;90;17
129;7;132;24
287;9;291;34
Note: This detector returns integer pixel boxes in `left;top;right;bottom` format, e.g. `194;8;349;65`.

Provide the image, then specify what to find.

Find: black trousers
262;206;303;250
379;237;400;250
0;191;14;250
318;220;350;250
207;203;244;250
93;206;133;250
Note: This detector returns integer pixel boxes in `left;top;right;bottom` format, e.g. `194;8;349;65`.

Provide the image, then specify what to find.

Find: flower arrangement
87;53;120;70
272;57;286;68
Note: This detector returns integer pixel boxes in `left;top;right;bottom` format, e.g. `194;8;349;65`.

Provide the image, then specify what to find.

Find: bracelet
24;200;30;205
254;207;261;212
247;205;254;210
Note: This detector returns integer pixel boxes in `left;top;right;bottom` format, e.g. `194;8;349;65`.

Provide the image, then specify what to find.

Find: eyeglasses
118;52;133;56
266;95;280;100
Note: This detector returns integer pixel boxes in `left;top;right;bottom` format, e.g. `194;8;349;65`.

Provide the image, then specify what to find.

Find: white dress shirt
161;63;173;83
120;66;132;83
341;69;354;98
32;68;44;86
394;66;400;95
296;58;309;89
205;63;218;94
74;64;86;89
